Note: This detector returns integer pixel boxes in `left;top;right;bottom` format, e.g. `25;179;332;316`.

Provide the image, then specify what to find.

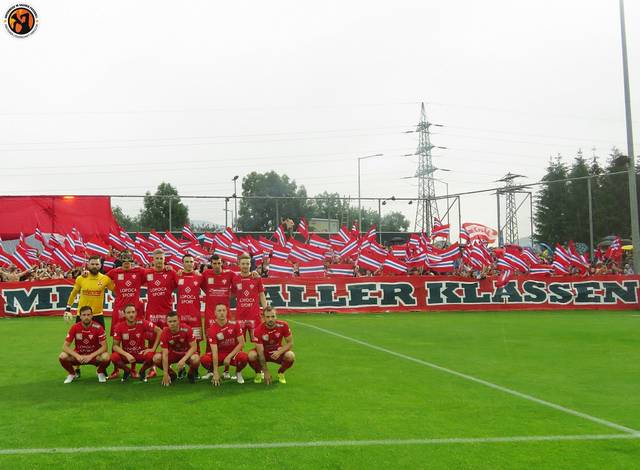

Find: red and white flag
297;217;309;240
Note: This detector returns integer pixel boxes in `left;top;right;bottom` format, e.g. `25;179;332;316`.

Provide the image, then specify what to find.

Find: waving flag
148;230;163;247
309;234;331;250
220;227;237;245
274;225;287;247
13;243;35;270
369;242;388;257
108;231;127;251
181;225;198;243
269;259;295;276
34;227;47;247
289;243;312;263
383;256;408;275
297;217;309;240
530;264;554;275
431;218;450;239
258;236;275;252
521;247;541;265
338;237;359;258
186;243;209;263
272;246;291;261
299;244;327;261
0;247;18;268
298;260;325;277
85;238;111;257
604;237;622;261
459;227;471;244
357;249;385;271
327;264;355;277
338;226;351;244
390;245;407;259
430;259;456;273
202;232;214;249
554;244;572;267
364;225;377;242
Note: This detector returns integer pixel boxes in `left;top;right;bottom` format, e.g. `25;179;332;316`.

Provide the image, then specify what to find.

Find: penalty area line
292;320;640;435
0;434;639;455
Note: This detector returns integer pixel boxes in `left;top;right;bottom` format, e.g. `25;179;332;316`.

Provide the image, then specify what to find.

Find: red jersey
200;269;239;313
254;321;291;353
113;319;157;355
176;272;203;326
206;321;243;355
145;268;178;314
106;266;146;309
65;322;106;355
235;275;264;321
160;324;195;353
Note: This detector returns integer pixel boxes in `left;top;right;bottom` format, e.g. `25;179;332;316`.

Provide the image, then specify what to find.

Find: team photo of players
59;251;295;386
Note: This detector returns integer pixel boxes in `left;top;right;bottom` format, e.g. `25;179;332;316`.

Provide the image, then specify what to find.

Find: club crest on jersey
178;279;185;285
216;332;224;340
97;281;103;287
208;278;214;284
262;334;269;341
147;274;153;282
75;333;83;340
123;333;129;340
169;340;175;345
118;274;125;281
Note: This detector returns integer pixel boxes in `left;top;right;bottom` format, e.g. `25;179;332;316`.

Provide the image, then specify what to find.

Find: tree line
112;173;411;233
535;148;640;246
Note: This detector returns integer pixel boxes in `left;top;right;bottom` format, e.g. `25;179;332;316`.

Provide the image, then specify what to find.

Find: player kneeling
111;304;162;382
201;304;248;386
153;311;200;386
248;306;295;385
59;306;110;384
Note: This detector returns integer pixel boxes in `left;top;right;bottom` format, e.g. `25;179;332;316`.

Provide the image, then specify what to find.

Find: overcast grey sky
1;0;638;236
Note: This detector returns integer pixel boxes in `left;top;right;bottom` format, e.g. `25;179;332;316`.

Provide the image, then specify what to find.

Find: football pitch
1;311;639;469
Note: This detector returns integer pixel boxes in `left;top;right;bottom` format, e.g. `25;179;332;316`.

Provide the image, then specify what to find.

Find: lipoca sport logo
3;4;38;38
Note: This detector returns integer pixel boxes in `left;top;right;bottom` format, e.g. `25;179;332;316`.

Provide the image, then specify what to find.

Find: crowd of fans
0;237;635;284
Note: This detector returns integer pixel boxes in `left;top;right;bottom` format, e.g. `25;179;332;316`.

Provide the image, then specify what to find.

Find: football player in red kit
199;254;239;330
235;253;267;341
176;255;203;349
200;304;249;386
145;249;178;329
111;304;162;382
248;306;295;385
58;306;111;384
106;250;146;333
154;311;200;385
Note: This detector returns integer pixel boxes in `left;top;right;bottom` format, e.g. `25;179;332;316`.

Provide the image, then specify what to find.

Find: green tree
535;155;569;245
112;206;139;231
237;172;308;231
138;182;189;232
381;211;410;232
564;150;590;243
596;148;630;238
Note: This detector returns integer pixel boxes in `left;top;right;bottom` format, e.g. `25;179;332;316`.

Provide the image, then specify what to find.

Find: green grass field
1;310;639;469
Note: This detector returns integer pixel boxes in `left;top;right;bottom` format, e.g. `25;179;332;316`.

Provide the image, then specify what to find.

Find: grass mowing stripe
292;320;640;435
1;434;638;455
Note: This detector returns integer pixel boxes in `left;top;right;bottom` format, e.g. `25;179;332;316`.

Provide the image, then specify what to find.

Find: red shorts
66;355;107;366
201;351;248;370
166;350;194;364
111;351;154;364
251;348;285;364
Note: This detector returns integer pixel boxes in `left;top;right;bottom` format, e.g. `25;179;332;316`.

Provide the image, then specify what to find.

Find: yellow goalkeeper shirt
66;273;114;316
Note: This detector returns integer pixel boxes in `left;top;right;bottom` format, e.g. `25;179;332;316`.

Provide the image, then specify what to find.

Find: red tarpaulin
0;196;119;239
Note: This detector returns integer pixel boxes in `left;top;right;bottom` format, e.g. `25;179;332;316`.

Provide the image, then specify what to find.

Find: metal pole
357;159;362;232
234;180;237;230
588;177;594;260
529;192;534;247
496;191;502;246
457;196;461;241
168;196;172;233
619;0;640;273
445;182;450;243
378;199;382;243
275;199;280;231
225;199;228;227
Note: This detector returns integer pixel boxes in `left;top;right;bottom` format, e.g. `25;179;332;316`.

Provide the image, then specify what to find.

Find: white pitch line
292;320;640;435
0;434;638;455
